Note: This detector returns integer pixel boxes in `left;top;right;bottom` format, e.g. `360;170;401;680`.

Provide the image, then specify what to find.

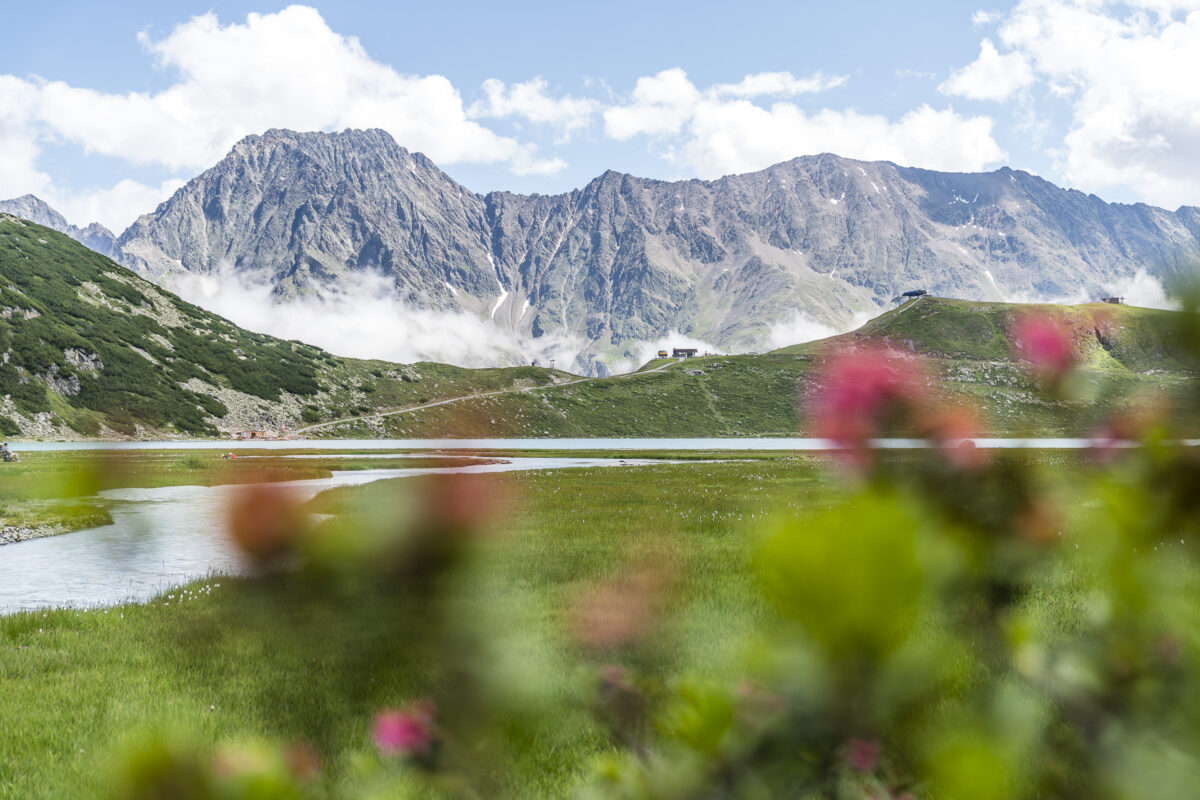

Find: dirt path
296;358;684;435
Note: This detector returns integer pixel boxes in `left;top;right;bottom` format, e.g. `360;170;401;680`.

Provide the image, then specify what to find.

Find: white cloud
53;179;186;234
939;39;1036;101
1106;269;1176;310
606;331;723;375
48;6;547;170
468;78;600;142
0;5;565;230
766;309;876;350
604;69;1006;177
952;0;1200;208
766;312;839;349
604;68;703;140
0;75;185;231
709;70;847;99
988;267;1177;310
507;144;569;177
0;76;53;198
604;68;849;142
167;264;740;376
166;265;592;371
680;101;1006;177
894;68;938;81
972;9;1004;26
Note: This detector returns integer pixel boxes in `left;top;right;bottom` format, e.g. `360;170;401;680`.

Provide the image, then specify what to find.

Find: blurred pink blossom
1012;314;1075;379
373;700;436;758
846;737;881;772
811;345;926;456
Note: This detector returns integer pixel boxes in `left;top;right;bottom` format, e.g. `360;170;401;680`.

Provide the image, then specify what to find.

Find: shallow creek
0;456;661;614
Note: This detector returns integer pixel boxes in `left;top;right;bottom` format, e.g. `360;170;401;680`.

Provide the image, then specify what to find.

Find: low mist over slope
105;129;1200;374
0;215;572;439
312;296;1200;439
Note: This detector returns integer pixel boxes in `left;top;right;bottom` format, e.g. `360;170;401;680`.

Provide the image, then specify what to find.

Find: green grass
0;451;1117;798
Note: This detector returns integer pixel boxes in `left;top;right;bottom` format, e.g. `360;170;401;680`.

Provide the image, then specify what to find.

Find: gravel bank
0;525;66;546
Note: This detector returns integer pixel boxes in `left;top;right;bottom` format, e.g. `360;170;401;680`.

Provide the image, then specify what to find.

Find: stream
0;456;660;614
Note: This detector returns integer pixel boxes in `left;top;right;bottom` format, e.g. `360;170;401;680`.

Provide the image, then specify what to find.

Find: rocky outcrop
112;130;1200;370
117;129;500;313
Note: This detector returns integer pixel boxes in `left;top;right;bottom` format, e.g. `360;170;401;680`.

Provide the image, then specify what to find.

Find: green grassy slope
4;214;1196;440
0;215;572;438
779;295;1200;373
316;296;1200;438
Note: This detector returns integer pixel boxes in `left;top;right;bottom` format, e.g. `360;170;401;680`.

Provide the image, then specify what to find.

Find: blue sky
2;1;1198;231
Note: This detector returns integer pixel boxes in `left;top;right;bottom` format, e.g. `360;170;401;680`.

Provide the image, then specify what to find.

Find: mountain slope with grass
311;296;1200;439
0;215;573;439
811;295;1200;373
3;218;1195;442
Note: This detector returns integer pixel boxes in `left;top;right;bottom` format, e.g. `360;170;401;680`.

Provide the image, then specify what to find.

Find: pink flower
810;346;926;453
846;738;881;773
1012;314;1074;378
373;701;436;758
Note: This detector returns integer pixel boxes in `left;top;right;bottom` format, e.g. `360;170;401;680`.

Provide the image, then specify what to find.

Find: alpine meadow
4;3;1200;799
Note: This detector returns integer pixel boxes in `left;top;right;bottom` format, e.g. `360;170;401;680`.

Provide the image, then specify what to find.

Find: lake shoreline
8;436;1189;453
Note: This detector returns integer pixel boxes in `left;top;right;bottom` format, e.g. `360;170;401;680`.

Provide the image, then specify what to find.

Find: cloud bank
943;0;1200;209
603;68;1006;177
0;6;565;231
164;265;738;376
166;266;591;371
0;6;1016;234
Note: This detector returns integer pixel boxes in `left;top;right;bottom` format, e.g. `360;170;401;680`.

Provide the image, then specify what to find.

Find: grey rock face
112;129;1200;369
0;195;116;257
116;129;500;312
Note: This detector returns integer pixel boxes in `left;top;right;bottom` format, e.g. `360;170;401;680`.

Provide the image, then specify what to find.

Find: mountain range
7;128;1200;373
